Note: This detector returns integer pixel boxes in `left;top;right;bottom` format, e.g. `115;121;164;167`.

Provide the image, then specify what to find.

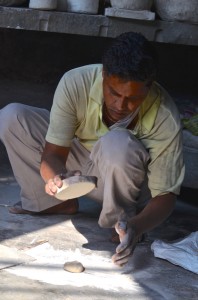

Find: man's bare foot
8;199;79;215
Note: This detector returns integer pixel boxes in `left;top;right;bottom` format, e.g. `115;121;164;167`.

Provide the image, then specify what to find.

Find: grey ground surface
0;162;198;300
0;80;198;300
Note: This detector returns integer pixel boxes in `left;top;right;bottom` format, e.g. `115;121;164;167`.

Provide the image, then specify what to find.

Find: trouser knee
0;103;27;140
91;129;149;169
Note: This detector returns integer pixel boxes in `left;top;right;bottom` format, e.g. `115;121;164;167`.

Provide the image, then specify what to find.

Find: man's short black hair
102;32;157;83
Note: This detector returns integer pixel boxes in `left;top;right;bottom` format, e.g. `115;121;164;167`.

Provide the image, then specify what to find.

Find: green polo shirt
46;64;184;197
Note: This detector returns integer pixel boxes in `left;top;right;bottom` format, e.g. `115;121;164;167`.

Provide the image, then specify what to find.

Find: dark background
0;28;197;107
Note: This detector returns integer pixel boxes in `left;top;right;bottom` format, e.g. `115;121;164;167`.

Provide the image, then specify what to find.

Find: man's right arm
40;141;70;196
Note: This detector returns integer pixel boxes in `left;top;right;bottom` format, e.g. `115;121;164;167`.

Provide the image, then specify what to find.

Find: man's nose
115;98;127;110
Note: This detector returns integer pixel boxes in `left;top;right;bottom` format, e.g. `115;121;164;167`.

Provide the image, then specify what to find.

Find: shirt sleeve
146;100;185;197
46;70;84;147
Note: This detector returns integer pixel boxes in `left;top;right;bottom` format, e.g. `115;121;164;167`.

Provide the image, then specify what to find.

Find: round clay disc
55;175;97;201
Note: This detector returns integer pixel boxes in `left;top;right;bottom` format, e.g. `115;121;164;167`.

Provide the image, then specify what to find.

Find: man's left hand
112;221;138;266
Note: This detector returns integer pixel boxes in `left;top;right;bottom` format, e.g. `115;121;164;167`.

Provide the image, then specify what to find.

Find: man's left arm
129;192;176;235
112;92;184;265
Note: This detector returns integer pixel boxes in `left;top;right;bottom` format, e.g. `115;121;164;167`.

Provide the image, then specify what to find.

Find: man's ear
102;68;109;78
146;80;153;88
102;68;105;78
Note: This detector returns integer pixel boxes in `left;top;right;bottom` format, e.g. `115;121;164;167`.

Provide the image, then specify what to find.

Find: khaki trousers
0;103;151;227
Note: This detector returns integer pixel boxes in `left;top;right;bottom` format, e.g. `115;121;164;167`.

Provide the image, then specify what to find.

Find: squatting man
0;32;184;266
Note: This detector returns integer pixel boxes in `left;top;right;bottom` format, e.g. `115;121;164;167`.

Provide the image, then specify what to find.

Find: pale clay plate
55;175;97;201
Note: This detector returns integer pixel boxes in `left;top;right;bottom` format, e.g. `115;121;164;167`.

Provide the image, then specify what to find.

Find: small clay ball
63;261;85;273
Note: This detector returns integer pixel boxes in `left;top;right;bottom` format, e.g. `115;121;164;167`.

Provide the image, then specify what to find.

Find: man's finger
113;256;130;266
113;247;132;261
45;179;58;195
65;170;82;178
115;233;130;253
54;175;63;187
112;247;133;266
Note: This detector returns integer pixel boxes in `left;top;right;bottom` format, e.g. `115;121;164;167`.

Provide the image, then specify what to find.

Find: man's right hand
45;170;81;196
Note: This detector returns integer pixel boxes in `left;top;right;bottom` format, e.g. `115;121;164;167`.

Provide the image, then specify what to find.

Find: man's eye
111;91;119;97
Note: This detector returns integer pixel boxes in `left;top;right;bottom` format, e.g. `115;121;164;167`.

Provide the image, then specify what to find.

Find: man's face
103;72;150;123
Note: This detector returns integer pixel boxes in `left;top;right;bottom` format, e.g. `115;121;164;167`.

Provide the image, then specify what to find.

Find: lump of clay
63;261;85;273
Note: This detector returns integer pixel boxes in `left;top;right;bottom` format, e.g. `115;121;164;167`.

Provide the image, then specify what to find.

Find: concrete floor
0;81;198;299
0;162;198;300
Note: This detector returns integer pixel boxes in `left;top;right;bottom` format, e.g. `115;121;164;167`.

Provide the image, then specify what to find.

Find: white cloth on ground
151;231;198;274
